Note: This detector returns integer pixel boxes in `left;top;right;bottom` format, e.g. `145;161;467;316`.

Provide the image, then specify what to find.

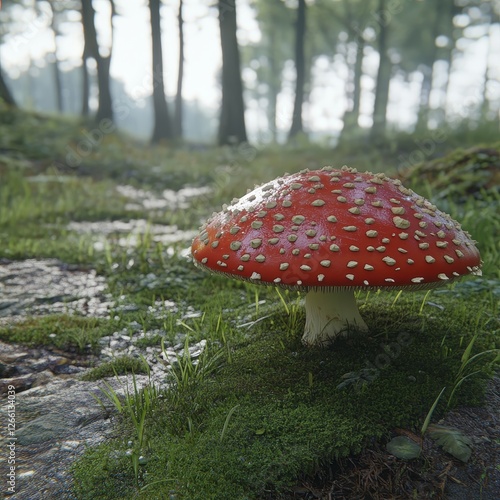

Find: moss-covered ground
0;105;498;498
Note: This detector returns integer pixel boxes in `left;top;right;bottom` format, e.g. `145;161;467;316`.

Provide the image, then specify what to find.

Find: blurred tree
174;0;184;139
370;0;392;142
288;0;306;141
44;1;63;112
149;0;173;143
245;0;293;143
313;0;372;142
218;0;247;145
0;61;16;106
81;0;114;123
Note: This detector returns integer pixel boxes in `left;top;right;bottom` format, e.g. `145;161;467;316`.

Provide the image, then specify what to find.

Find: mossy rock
402;144;500;201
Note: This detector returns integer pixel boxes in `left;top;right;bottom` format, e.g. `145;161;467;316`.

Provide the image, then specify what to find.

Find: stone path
0;258;203;499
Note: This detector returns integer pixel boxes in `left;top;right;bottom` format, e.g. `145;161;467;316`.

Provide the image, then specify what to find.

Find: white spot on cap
300;265;312;271
274;277;281;283
280;263;289;270
436;241;448;248
255;255;266;263
273;225;285;233
250;272;261;280
364;264;374;271
444;255;454;264
382;256;396;266
425;255;436;263
349;245;360;252
348;207;361;215
318;274;325;282
237;265;244;271
268;238;279;245
411;277;424;283
343;226;357;232
391;207;405;215
312;199;325;207
241;254;250;261
366;230;378;238
288;234;298;242
201;258;208;264
438;273;449;280
393;216;410;229
251;239;262;248
346;274;355;281
251;221;263;229
419;243;430;250
347;261;358;268
292;215;305;224
327;216;337;223
330;244;340;252
320;260;331;267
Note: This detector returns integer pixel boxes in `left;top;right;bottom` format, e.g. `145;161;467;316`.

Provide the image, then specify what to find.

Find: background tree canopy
0;0;498;145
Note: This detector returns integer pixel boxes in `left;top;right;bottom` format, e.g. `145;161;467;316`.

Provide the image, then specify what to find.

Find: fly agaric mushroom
191;166;481;346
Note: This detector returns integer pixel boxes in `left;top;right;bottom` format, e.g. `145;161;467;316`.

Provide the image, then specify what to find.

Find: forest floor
0;109;499;499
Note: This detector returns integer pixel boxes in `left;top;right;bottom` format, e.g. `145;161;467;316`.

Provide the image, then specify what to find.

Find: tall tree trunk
370;0;391;142
48;2;63;113
174;0;184;139
81;58;90;116
416;0;447;130
288;0;306;141
480;7;498;121
268;28;279;143
218;0;247;146
0;61;16;107
81;0;113;123
341;35;364;140
149;0;173;143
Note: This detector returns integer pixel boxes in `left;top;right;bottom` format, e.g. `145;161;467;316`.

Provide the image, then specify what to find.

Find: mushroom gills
302;290;369;346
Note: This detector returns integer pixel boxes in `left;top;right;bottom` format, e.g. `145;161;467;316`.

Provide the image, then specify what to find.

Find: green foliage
0;314;113;353
2;107;498;498
81;356;150;381
428;424;473;463
71;286;497;498
386;436;421;460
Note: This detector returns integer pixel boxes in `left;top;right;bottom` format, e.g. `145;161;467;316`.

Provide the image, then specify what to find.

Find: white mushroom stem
302;290;368;346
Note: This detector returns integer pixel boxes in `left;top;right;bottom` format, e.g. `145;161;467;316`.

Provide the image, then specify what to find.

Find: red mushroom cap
191;167;481;290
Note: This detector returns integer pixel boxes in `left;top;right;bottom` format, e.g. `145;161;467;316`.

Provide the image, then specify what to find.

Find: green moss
0;314;114;353
81;356;149;381
403;143;500;200
71;288;498;499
